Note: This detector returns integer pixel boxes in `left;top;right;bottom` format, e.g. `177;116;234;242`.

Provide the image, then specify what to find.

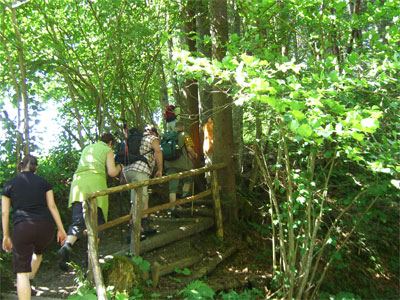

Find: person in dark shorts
2;155;67;300
57;133;123;271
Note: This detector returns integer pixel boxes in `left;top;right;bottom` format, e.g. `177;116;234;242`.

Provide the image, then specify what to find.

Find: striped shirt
123;134;157;176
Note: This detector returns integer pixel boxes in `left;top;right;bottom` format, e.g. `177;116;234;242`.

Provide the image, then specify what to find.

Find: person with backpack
56;133;122;271
122;126;163;237
163;122;198;216
164;104;181;132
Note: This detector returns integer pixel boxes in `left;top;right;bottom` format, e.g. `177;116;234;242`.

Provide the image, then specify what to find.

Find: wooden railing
83;162;227;300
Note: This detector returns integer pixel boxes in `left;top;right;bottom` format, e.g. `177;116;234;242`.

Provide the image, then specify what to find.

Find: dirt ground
0;194;271;299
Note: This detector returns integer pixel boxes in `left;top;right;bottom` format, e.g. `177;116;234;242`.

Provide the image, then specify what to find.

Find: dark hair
100;133;116;146
20;155;38;172
145;126;159;137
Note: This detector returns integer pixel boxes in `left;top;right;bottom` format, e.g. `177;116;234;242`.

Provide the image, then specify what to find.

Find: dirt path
1;192;270;300
2;213;251;299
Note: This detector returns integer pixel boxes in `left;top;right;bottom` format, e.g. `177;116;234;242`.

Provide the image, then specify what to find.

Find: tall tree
180;0;201;159
196;0;212;125
209;0;237;221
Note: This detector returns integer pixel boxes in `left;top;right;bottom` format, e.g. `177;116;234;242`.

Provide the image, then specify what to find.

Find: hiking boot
142;218;157;235
57;243;72;271
126;226;148;243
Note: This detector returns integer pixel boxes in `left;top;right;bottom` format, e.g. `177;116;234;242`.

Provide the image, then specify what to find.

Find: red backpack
164;105;176;122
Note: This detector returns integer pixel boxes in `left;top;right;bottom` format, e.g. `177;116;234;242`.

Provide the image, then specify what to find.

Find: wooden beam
86;163;226;199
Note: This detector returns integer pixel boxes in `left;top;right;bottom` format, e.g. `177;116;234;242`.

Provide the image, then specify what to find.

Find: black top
2;171;53;225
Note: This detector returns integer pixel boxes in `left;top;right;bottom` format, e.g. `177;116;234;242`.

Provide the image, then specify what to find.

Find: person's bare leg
182;183;191;197
169;193;176;204
29;253;42;280
17;272;31;300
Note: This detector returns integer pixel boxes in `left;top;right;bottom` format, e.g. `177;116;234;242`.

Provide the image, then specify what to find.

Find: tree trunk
230;0;244;177
1;15;22;167
10;5;30;155
209;0;238;221
181;0;201;162
196;0;213;126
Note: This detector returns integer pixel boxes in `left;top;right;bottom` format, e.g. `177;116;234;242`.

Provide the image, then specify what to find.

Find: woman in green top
57;133;123;271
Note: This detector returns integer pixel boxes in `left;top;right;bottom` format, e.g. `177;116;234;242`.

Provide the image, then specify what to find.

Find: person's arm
1;195;12;253
187;145;198;160
152;138;163;177
106;150;123;177
46;190;67;246
184;134;198;160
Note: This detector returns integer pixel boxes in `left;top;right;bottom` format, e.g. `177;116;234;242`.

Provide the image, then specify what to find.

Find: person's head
174;121;185;131
19;155;38;172
100;133;116;147
145;126;159;137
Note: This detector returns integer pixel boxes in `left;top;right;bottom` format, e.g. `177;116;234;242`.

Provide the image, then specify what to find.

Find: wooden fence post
211;170;224;239
83;198;107;300
130;187;143;256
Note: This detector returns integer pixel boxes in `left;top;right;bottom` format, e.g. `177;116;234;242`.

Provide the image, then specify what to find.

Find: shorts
67;201;105;239
12;220;55;273
124;169;150;206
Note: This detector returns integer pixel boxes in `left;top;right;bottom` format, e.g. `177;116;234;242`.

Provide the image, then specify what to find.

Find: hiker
203;117;214;187
57;133;123;271
2;155;67;300
123;126;163;238
164;122;198;216
164;104;180;132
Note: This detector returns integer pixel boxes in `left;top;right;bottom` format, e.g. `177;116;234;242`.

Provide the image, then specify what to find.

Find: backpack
164;105;176;122
160;131;184;161
115;128;152;166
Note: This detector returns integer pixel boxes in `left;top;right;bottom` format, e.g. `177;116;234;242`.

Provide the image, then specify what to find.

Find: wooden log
141;189;213;215
177;207;214;218
211;169;224;239
87;163;227;199
152;254;204;288
113;217;214;256
191;198;213;207
208;277;248;293
83;199;107;300
184;246;237;283
83;187;220;236
130;188;142;256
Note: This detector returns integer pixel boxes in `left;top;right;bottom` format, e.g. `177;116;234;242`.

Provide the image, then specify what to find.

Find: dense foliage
0;0;399;299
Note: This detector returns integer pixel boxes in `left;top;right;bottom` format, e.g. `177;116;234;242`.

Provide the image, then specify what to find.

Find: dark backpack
164;105;176;122
160;131;184;161
115;128;152;166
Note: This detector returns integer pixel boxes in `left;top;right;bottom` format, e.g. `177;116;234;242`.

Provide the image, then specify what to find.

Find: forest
0;0;399;299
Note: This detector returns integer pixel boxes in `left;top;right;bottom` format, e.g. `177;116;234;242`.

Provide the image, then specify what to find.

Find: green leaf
292;110;305;121
352;132;364;141
298;124;313;137
329;70;339;82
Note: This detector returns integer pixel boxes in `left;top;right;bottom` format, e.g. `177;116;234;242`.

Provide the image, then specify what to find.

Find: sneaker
57;244;72;271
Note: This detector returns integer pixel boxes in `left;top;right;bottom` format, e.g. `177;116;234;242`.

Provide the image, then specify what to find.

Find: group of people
1;108;213;300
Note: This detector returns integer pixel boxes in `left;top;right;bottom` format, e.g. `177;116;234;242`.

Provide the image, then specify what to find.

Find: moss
102;255;147;297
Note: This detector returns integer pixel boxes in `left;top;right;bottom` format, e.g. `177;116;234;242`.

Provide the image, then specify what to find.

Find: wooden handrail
83;188;219;235
86;162;227;199
83;162;226;299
